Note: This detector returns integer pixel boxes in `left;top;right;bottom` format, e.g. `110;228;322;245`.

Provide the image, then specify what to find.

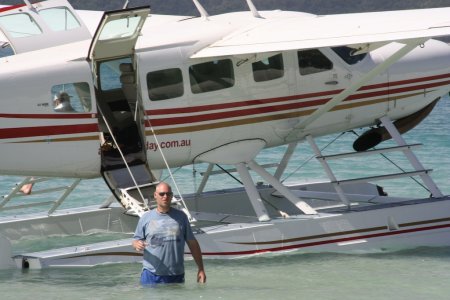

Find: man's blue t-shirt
133;208;195;275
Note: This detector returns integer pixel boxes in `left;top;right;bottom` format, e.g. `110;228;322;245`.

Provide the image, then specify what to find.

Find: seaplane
1;0;450;269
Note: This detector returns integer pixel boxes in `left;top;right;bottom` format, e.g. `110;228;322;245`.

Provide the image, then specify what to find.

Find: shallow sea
0;98;449;299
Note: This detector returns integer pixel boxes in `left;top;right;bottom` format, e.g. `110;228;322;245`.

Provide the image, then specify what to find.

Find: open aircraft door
88;7;157;216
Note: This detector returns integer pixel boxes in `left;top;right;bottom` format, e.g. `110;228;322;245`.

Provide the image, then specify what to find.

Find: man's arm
186;239;206;283
132;215;147;252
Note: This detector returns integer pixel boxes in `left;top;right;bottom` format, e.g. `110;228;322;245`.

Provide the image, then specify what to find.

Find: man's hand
197;269;206;283
132;239;147;252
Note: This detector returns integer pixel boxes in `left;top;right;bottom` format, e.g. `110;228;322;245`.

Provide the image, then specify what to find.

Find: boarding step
13;238;137;269
120;182;157;215
102;163;158;216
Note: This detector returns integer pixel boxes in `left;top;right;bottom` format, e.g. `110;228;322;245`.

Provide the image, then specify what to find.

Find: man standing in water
132;182;206;284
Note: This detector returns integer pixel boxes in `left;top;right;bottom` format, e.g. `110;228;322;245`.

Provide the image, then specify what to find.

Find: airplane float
1;0;450;268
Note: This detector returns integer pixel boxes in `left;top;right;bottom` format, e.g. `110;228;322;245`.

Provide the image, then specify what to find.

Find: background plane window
331;46;367;65
0;13;42;38
39;7;81;32
189;59;234;94
51;82;92;113
252;54;284;82
298;49;333;75
147;68;184;101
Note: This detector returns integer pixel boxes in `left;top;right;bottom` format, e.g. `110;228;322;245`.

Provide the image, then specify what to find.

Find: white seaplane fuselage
0;10;450;177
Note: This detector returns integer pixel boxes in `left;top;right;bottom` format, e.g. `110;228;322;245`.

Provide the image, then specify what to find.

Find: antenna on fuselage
123;0;129;9
192;0;209;20
246;0;262;18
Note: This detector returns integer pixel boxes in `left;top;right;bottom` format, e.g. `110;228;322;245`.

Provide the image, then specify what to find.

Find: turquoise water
1;248;450;300
0;98;450;299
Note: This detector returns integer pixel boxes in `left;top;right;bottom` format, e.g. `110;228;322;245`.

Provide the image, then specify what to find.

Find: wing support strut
193;0;209;20
286;38;427;141
246;0;262;18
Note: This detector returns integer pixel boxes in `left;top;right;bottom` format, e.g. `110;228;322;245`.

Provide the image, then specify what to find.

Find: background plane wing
191;7;450;58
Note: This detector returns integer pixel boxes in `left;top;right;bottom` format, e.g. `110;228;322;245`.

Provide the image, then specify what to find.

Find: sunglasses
158;192;173;197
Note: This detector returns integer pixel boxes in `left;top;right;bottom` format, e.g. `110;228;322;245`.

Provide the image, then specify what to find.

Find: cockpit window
51;82;92;113
189;59;234;94
0;13;42;38
147;68;184;101
298;49;333;75
39;7;81;32
331;46;367;65
252;53;284;82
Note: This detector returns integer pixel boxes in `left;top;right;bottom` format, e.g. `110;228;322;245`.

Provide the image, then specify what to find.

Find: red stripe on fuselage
0;113;95;119
358;72;450;91
146;98;329;127
146;79;450;127
0;123;98;140
200;222;450;256
347;79;450;100
1;74;450;140
147;89;339;116
146;73;450;117
0;4;25;13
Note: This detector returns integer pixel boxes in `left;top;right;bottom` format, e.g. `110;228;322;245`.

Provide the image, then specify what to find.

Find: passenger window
298;50;333;75
0;13;42;38
331;46;367;65
51;82;92;112
147;68;184;101
189;59;234;94
252;54;284;82
39;7;81;32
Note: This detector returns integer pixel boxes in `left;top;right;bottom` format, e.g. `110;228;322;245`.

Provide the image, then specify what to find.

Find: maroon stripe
359;73;450;91
2;75;449;139
147;90;340;115
0;123;99;139
200;222;450;256
147;81;448;127
347;79;450;101
146;98;329;127
47;221;450;261
147;74;450;116
0;113;95;119
1;74;448;122
0;4;25;13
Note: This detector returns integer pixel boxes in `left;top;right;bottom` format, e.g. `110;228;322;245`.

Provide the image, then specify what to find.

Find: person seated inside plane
53;92;75;112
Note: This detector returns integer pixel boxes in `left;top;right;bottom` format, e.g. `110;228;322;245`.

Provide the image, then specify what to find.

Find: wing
191;7;450;58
